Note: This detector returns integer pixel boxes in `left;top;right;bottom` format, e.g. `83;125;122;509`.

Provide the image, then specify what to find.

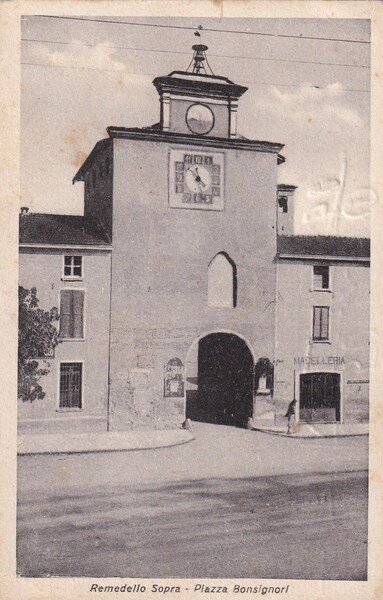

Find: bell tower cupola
152;44;248;139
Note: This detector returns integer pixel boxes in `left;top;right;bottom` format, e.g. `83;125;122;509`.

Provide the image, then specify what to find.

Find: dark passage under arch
186;333;254;427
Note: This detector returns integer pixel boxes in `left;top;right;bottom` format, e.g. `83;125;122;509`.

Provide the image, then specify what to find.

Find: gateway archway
185;332;254;427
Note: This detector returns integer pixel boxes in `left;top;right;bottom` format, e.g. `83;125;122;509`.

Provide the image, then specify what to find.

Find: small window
60;290;84;339
313;265;329;290
59;362;82;409
313;306;329;341
63;255;82;279
278;196;288;213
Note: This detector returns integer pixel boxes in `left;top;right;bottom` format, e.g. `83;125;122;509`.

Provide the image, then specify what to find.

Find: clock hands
189;166;207;190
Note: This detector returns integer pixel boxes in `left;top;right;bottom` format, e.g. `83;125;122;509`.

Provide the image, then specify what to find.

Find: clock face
169;149;224;211
186;104;215;135
184;164;212;193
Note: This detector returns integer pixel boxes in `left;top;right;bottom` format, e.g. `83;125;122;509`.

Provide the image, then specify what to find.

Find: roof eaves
277;252;370;263
73;138;111;183
278;183;297;191
19;242;112;251
106;127;285;155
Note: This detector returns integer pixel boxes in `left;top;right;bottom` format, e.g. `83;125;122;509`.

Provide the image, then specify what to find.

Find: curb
18;432;195;456
253;428;369;439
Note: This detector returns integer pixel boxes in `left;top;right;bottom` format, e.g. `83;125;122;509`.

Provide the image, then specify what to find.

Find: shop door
300;372;340;422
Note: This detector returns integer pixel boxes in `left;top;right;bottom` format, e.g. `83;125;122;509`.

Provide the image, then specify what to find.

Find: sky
21;16;371;236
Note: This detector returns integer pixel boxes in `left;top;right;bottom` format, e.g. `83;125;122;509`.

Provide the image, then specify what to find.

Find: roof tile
277;235;370;258
19;213;111;246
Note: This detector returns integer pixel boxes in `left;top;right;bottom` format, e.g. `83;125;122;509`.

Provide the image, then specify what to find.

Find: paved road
17;424;368;579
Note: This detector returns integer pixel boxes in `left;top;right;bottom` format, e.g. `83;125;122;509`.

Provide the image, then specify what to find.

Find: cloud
28;40;151;87
258;82;363;128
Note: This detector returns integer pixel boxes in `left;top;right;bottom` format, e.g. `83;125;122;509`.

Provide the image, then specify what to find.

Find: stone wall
108;137;280;429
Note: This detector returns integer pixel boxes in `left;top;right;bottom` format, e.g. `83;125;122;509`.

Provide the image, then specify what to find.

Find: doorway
299;372;341;422
186;333;254;427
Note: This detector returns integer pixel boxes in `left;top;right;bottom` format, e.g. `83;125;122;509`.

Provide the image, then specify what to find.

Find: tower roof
152;44;247;101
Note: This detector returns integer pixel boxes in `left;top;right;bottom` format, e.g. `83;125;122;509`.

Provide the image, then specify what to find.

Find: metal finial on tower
186;41;215;75
191;44;208;73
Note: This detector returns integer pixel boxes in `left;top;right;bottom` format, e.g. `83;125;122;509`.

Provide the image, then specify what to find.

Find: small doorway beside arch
186;333;254;427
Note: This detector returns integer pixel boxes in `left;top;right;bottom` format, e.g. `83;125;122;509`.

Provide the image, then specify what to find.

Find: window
208;252;237;308
59;362;82;409
60;290;84;339
313;306;329;341
313;265;329;290
63;255;82;279
278;196;288;213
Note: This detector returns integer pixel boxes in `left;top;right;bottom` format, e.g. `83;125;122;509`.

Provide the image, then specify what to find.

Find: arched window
208;252;237;308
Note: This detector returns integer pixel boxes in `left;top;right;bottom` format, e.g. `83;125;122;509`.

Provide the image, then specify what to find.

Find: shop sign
294;356;345;366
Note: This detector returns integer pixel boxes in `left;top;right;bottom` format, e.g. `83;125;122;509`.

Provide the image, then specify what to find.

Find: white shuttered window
60;290;84;339
313;306;329;341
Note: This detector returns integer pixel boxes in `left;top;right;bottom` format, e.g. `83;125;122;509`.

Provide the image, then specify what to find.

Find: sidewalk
18;428;194;455
254;422;369;438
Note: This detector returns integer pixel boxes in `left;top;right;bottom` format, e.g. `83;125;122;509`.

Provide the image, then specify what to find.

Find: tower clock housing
153;45;247;139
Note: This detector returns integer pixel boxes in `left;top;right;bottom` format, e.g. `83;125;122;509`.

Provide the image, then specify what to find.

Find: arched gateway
185;332;254;427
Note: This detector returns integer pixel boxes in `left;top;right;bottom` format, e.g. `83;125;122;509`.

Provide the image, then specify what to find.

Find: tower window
208;252;237;308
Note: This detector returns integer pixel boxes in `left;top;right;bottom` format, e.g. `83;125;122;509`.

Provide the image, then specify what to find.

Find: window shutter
313;307;321;339
313;306;329;340
60;290;71;337
321;307;329;339
73;291;84;338
60;290;84;338
322;268;329;289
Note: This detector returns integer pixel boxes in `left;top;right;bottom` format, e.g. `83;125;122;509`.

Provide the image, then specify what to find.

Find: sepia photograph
14;10;374;586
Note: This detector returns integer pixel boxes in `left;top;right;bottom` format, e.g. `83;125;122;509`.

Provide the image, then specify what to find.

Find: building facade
18;46;370;435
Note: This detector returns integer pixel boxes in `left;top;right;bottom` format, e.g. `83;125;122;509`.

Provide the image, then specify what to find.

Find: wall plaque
164;358;185;398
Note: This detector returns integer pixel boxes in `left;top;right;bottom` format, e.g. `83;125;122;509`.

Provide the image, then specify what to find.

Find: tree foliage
18;286;60;402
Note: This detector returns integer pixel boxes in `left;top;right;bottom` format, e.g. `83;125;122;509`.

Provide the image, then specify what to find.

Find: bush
18;286;59;402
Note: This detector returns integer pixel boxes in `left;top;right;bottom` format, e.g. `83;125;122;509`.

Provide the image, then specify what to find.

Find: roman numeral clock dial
169;150;225;211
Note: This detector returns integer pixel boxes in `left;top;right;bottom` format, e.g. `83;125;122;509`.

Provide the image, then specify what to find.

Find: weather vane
194;24;203;38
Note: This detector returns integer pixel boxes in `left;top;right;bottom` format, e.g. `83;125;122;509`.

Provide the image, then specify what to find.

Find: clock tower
153;44;248;139
75;41;285;432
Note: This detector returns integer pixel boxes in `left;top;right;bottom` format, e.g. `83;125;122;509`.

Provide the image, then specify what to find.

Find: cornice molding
107;127;285;159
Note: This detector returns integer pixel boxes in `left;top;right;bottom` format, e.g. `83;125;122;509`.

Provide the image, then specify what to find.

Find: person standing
285;399;297;434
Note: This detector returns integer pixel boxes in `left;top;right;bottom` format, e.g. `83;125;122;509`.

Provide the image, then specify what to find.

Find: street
17;424;368;580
